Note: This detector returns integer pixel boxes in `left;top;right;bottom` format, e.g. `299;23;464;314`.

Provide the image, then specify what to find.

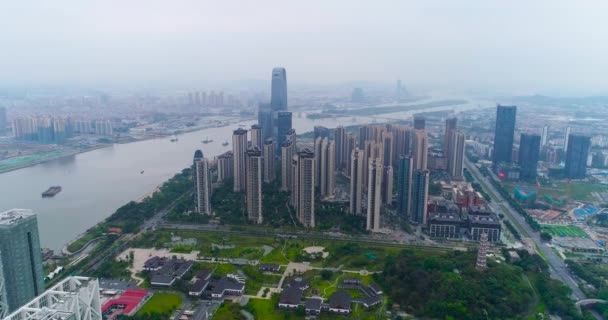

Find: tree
320;269;333;280
540;232;553;242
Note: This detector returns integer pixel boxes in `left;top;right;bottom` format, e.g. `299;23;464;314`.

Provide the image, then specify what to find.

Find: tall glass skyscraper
276;111;293;149
0;209;44;311
492;105;517;169
397;156;413;219
270;67;287;111
565;134;591;179
518;133;541;180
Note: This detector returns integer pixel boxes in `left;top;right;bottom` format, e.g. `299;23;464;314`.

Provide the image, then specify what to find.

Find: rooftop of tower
0;208;35;226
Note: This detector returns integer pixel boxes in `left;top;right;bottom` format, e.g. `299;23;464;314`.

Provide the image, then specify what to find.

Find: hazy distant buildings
349;148;364;215
0;209;44;311
216;151;234;182
246;146;263;224
397;156;413;220
296;149;315;227
193;150;212;215
271;67;288;111
351;88;365;103
492;105;517;169
541;125;549;148
367;158;383;232
263;139;276;183
411;170;430;224
444;118;457;154
232;128;248;192
565;134;591;179
564;126;572;152
413;116;425;130
0;107;7;134
518;134;541;180
314;126;330;140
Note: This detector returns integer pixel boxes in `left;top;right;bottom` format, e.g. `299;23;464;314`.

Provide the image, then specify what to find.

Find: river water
0;100;487;252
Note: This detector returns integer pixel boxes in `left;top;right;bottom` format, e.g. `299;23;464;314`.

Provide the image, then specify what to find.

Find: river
0;99;489;252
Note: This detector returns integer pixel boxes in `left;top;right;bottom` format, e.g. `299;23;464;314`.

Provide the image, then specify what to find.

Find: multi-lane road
465;159;586;300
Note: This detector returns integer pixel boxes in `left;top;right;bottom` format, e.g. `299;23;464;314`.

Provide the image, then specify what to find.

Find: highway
465;159;586;300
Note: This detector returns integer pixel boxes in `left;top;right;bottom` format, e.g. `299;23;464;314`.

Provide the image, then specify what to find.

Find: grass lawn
213;302;244;320
502;180;608;202
136;292;182;316
246;299;286;320
541;225;588;238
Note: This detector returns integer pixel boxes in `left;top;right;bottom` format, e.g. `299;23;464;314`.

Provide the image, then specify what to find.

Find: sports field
541;225;588;238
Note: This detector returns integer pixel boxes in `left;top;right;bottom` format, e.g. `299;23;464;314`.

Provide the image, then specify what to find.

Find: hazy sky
1;1;607;94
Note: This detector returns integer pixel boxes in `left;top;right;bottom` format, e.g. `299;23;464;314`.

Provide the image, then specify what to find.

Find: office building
447;131;465;180
246;147;263;224
2;276;101;320
349;148;364;215
263;139;276;183
444;117;457;154
0;209;44;311
366;158;383;232
397;156;413;219
411;170;430;224
314;137;323;188
412;130;428;170
319;138;335;198
276;111;293;149
518;134;541;180
281;139;295;192
297;149;315;227
290;154;299;207
232;128;248;192
217;151;234;182
334;126;347;171
271;67;288;111
250;124;262;148
258;103;273;140
193;150;211;215
492;105;517;169
314;126;330;140
565;134;591;179
413;116;425;130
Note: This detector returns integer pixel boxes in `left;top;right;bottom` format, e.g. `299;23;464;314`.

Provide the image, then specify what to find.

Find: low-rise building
259;264;281;273
329;290;351;315
278;287;303;309
305;298;322;315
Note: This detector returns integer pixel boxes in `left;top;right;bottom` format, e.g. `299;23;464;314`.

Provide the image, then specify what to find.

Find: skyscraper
392;125;411;168
281;139;294;192
193;150;211;215
565;134;591;179
232;128;248;192
447;131;465;180
271;67;288;111
345;133;356;176
412;130;428;170
258;103;273;141
0;209;44;311
366;158;383;232
519;134;541;180
413;116;425;130
250;124;262;148
297;149;315;227
334;126;346;171
397;156;413;219
216;151;234;182
276;111;293;149
263;139;276;183
314;137;323;188
444;117;457;154
319;138;335;198
411;170;430;224
349;148;364;215
492;105;517;169
246;146;263;224
564;126;571;152
541;125;549;148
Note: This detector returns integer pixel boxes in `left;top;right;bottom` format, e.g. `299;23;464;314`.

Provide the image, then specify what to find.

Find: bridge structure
2;276;102;320
575;299;608;314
